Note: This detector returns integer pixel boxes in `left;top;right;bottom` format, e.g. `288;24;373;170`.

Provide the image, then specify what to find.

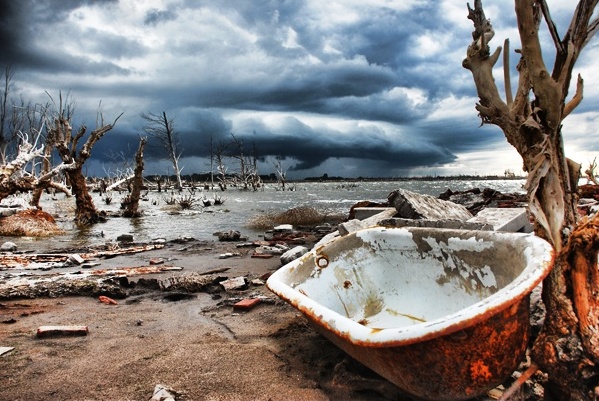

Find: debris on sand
36;325;89;338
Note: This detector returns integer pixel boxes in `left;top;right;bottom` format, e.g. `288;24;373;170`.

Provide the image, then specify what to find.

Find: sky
1;0;599;180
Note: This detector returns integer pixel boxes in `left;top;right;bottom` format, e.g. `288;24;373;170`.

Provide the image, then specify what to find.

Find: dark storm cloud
1;0;592;177
0;0;119;69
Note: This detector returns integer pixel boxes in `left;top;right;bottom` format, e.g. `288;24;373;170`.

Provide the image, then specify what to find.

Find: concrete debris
36;325;89;338
218;252;241;259
68;254;85;265
0;242;17;252
280;246;308;265
273;224;293;232
467;207;533;233
219;277;248;291
388;188;472;221
379;218;493;231
151;384;182;401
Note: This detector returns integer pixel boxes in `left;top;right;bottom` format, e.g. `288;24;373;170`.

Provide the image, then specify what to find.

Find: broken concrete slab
219;277;248;291
379;218;493;231
36;325;89;338
387;188;472;221
467;207;533;232
68;254;85;265
280;246;308;265
352;207;397;220
337;208;398;237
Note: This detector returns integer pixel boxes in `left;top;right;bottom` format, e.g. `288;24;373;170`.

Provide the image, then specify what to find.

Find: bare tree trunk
48;95;122;225
123;137;147;218
141;111;183;190
464;1;599;399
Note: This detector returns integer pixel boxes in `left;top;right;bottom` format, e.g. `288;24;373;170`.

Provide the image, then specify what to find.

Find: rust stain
385;308;427;323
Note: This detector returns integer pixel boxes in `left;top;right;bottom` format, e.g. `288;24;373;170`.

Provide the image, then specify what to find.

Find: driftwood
0;244;165;270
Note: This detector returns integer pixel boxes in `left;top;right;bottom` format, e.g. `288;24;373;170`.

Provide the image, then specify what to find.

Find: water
6;179;526;250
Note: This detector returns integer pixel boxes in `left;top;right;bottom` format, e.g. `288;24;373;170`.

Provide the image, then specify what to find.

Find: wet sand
0;239;409;401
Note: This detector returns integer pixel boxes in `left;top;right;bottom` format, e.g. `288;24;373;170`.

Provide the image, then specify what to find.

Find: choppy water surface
7;179;526;250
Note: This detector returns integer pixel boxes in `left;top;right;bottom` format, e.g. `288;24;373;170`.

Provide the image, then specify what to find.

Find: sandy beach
0;237;414;401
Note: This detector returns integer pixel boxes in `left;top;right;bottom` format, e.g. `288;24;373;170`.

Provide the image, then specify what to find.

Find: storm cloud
0;0;596;178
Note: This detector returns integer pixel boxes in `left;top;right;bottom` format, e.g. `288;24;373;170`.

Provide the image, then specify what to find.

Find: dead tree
122;136;147;218
0;134;72;200
141;111;183;190
585;158;599;185
272;156;287;191
48;95;122;225
214;139;230;191
464;1;599;399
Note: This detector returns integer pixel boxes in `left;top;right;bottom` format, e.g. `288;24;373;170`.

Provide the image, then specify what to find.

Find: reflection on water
3;179;526;250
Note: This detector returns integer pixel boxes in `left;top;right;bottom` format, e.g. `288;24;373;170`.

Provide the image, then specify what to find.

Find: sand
0;239;408;401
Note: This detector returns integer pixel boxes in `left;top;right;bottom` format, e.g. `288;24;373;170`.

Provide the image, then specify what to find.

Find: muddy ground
0;238;418;401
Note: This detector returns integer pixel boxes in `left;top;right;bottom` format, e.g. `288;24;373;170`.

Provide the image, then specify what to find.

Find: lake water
6;178;526;250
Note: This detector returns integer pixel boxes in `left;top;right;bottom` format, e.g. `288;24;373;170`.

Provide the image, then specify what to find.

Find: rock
254;245;287;255
220;277;248;291
379;218;493;231
467;207;533;232
280;246;308;265
387;188;472;220
273;224;293;232
214;230;242;242
68;254;85;265
151;384;181;401
351;207;397;221
337;208;398;237
36;325;89;338
218;252;241;259
116;234;134;243
0;242;17;252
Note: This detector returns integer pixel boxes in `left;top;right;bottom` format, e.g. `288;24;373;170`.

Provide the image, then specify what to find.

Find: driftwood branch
503;39;513;107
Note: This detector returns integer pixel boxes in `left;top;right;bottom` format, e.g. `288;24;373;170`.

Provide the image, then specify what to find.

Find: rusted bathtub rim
266;227;555;348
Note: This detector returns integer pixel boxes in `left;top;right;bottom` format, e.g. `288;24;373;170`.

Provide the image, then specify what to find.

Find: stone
387;188;472;221
280;246;309;265
36;325;89;338
274;224;293;232
117;234;134;242
352;207;397;220
0;242;17;252
337;208;398;237
215;230;241;242
467;207;533;232
379;218;493;231
218;252;241;259
68;254;85;265
220;277;248;291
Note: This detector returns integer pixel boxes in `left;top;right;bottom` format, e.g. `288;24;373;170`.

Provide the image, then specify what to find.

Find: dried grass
247;205;345;230
0;209;64;237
